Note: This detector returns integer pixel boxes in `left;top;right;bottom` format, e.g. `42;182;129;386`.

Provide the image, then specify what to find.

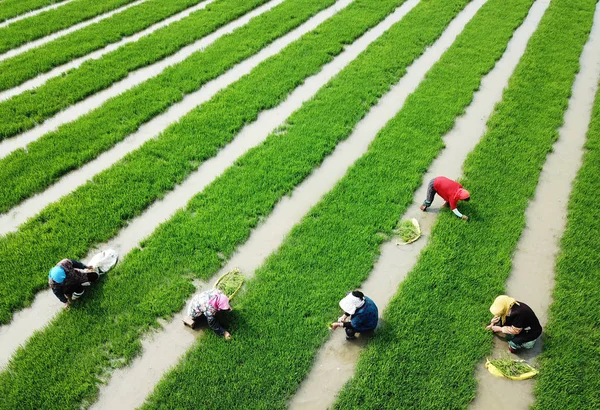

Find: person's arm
206;312;227;337
452;208;468;220
51;287;68;304
490;325;522;334
69;259;88;270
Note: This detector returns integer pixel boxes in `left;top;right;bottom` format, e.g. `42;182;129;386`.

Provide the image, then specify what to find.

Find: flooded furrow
0;0;76;29
0;0;392;372
470;2;600;409
0;0;283;159
89;1;484;408
0;0;214;103
288;1;550;408
0;0;147;62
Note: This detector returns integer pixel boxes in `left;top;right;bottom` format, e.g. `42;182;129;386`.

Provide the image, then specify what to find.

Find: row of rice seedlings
138;1;538;408
533;76;600;408
0;0;68;23
0;0;318;213
0;0;204;91
0;0;137;54
0;1;463;408
0;0;270;140
334;0;597;407
0;0;338;323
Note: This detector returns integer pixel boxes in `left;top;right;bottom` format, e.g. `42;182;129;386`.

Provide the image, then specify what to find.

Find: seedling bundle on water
395;218;421;245
485;358;538;380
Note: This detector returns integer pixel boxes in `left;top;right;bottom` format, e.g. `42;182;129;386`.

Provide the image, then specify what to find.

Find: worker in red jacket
420;176;470;220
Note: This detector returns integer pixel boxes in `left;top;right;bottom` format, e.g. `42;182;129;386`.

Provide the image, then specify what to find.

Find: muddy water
0;0;284;160
0;0;351;234
0;0;147;62
470;2;600;409
0;0;214;103
289;0;550;408
0;0;76;30
0;291;60;370
0;0;416;386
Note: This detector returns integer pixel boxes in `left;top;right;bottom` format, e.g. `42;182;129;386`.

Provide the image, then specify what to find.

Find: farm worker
486;295;542;353
420;176;470;220
187;289;232;339
48;259;99;309
331;290;378;340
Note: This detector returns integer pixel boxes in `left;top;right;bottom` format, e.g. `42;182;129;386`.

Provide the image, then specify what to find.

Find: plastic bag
88;249;119;274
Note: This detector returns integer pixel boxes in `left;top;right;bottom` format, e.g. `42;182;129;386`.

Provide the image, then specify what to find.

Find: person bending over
187;289;232;339
331;290;378;340
486;295;542;353
48;259;98;309
420;176;470;220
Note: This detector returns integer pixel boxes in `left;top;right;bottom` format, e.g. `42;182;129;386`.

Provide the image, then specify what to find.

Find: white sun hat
339;293;365;315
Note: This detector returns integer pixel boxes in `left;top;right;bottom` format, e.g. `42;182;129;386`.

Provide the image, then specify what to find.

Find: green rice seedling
533;77;600;408
0;0;205;91
0;0;271;140
0;0;337;324
395;218;420;244
0;0;138;54
335;0;596;408
214;268;244;299
0;0;471;407
0;0;68;23
487;357;537;378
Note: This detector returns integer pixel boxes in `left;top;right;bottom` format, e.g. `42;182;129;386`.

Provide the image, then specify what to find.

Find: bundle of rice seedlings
395;218;421;245
214;268;245;300
485;358;538;380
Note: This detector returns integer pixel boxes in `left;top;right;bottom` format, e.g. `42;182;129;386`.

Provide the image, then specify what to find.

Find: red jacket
433;177;468;210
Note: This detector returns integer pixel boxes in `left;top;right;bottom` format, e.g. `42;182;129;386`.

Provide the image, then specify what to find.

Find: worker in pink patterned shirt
420;176;470;220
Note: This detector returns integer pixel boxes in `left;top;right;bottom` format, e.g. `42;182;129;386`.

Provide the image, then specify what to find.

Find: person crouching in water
331;290;378;340
187;289;232;339
420;176;470;220
48;259;99;309
486;295;542;353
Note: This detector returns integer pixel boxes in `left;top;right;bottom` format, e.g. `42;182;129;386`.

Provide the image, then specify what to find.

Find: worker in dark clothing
420;176;470;220
486;295;542;353
331;290;378;340
48;259;99;309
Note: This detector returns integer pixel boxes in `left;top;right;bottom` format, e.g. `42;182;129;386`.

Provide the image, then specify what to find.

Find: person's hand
86;265;94;270
224;331;231;340
491;325;502;333
490;316;500;325
331;322;343;330
64;301;70;310
462;215;469;221
338;315;347;322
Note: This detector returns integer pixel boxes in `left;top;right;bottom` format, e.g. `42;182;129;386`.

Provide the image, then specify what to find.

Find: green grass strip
0;0;338;324
334;0;597;408
0;0;68;23
0;0;270;140
0;0;469;407
532;79;600;408
140;1;535;408
0;0;137;54
0;0;288;213
0;0;204;91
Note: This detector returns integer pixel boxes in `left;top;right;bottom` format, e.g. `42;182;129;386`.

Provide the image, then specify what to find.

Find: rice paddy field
0;0;598;408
